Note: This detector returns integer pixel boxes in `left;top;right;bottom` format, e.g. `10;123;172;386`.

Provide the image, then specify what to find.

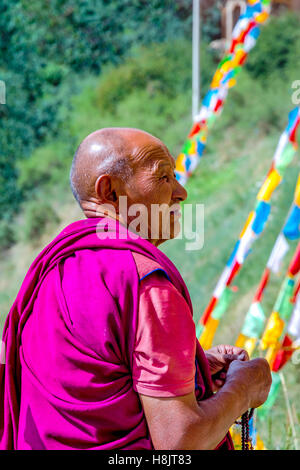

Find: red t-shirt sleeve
132;271;196;397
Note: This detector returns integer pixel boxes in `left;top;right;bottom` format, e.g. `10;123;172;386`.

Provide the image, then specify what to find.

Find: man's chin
160;220;181;241
171;219;181;239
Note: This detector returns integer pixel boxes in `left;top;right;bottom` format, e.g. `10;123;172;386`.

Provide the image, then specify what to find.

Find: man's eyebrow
155;159;176;171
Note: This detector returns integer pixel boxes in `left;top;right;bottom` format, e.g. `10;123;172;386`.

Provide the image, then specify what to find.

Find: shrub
0;220;16;251
20;200;60;243
95;40;215;113
0;0;193;223
17;141;71;192
246;12;300;81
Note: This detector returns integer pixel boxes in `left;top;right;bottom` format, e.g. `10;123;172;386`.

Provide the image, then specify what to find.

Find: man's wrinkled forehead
132;141;176;171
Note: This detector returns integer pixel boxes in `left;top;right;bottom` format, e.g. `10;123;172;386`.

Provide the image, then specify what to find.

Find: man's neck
82;201;162;247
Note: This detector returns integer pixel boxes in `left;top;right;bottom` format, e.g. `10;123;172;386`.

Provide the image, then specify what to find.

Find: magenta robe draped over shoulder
0;217;233;450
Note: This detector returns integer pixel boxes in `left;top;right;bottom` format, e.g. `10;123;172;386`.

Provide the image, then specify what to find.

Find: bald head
69;127;165;207
69;127;187;244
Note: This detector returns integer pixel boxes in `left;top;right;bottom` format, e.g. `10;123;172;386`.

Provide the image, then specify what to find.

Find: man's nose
172;179;188;202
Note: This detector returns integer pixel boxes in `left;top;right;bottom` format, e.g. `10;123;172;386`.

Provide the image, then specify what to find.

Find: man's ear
95;175;118;205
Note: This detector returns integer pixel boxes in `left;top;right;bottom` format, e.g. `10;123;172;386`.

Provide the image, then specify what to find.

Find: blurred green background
1;0;300;449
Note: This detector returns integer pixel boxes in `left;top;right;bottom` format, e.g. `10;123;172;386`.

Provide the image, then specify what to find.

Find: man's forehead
143;143;176;169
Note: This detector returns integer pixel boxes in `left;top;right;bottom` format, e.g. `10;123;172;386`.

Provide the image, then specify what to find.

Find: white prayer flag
213;266;231;299
267;233;290;274
288;296;300;339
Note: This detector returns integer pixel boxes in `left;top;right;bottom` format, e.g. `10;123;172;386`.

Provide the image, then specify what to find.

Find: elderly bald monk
0;128;271;450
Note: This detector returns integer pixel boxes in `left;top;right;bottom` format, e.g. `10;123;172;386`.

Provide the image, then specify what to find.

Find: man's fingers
237;351;249;361
223;353;241;364
223;352;248;363
216;345;249;361
228;347;249;361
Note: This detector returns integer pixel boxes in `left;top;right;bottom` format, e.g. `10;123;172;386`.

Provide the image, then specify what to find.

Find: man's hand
139;348;271;450
139;352;271;450
205;344;249;392
226;357;272;409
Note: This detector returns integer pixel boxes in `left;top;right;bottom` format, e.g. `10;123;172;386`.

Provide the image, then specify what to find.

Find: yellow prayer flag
260;312;284;350
175;153;186;173
239;211;255;239
257;169;282;202
255;11;269;24
199;317;219;350
294;174;300;206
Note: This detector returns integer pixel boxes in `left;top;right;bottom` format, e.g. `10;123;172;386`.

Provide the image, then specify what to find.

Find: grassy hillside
1;13;300;448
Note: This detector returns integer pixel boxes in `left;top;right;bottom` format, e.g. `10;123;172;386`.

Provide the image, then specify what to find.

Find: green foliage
19;0;193;73
0;0;193;225
209;10;300;137
95;40;214;113
21;199;60;243
13;39;215;196
0;220;16;251
17;142;72;192
246;12;300;81
202;4;222;43
212;68;292;134
0;37;215;250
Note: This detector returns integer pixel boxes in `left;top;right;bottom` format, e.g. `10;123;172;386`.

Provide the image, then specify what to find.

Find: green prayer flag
275;143;296;174
182;140;193;155
212;288;232;320
257;372;281;420
241;302;266;338
218;54;231;68
274;278;294;321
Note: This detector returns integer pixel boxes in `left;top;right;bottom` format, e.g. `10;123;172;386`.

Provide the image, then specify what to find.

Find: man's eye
161;175;169;181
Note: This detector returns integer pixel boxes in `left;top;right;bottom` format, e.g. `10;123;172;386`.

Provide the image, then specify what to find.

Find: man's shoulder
62;248;170;287
131;252;169;282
